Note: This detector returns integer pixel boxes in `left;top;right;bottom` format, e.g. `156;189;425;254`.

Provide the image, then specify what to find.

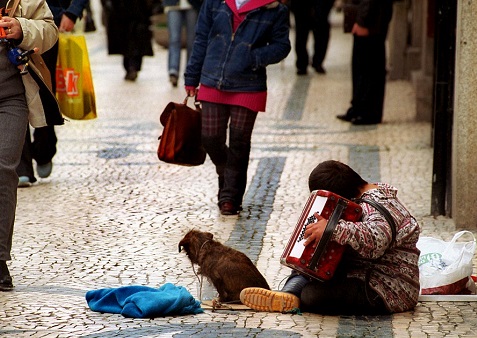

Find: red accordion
280;190;362;281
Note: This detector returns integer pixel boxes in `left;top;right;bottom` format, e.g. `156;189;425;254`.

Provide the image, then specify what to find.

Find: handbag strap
354;197;397;306
7;0;21;17
356;198;397;245
308;197;348;270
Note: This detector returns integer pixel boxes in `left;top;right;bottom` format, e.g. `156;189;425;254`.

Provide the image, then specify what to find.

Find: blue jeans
0;94;29;261
167;9;197;76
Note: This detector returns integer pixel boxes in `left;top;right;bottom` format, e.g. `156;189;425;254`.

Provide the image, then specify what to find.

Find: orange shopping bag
56;33;97;120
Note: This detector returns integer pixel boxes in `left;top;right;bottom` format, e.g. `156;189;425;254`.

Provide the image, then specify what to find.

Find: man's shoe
125;70;138;82
18;176;32;188
296;69;307;76
336;114;354;122
313;65;326;74
0;275;14;291
240;288;300;313
351;116;381;125
37;161;53;178
219;201;239;216
169;74;178;87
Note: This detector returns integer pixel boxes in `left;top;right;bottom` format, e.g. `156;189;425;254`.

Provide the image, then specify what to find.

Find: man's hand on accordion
304;212;328;247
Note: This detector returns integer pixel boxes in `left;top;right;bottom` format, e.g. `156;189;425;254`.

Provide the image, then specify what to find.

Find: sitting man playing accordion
240;160;421;315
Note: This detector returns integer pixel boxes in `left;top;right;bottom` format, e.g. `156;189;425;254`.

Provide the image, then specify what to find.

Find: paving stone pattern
1;6;477;338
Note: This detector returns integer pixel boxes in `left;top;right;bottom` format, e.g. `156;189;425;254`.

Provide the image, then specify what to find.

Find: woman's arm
13;0;59;54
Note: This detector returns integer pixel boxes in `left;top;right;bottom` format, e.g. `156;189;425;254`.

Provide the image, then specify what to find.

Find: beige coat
8;0;61;127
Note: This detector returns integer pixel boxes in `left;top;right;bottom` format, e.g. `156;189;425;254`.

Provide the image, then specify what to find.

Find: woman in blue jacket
185;0;290;215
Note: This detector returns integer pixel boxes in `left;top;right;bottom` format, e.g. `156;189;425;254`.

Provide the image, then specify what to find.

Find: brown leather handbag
157;96;206;166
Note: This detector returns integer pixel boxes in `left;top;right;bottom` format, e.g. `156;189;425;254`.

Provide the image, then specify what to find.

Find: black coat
346;0;393;36
102;0;154;57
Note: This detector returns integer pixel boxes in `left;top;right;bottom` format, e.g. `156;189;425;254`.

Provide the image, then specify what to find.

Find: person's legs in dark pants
311;0;335;73
29;42;59;177
292;4;312;74
31;126;57;165
350;35;387;124
123;56;143;81
300;277;389;315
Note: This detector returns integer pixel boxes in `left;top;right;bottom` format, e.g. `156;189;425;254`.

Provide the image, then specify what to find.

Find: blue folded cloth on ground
85;283;204;318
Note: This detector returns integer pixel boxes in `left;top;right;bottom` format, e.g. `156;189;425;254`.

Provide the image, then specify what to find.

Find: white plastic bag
417;231;476;295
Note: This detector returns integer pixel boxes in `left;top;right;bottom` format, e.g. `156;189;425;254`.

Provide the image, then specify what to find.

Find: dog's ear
178;238;188;253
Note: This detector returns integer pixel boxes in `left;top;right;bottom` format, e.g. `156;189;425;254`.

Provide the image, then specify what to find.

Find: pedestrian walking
0;0;59;291
163;0;201;87
290;0;335;75
16;0;89;187
184;0;291;215
101;0;154;81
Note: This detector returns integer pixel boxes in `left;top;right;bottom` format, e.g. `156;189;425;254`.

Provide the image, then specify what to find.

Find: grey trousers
0;94;29;261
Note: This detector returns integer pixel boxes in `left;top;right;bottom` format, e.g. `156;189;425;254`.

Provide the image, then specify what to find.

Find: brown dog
178;229;270;303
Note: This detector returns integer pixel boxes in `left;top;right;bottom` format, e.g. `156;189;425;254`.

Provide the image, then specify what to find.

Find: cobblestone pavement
2;5;477;338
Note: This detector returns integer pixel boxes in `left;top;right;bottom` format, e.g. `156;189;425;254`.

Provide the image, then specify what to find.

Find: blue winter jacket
184;0;291;92
46;0;89;25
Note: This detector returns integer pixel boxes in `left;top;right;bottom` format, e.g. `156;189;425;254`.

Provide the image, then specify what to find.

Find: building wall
452;0;477;228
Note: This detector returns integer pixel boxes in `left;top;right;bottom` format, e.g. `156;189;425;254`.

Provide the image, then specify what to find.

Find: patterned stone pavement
1;5;477;337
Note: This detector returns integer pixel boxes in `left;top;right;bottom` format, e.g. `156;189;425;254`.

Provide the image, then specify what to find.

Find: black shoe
296;69;307;76
336;114;354;122
84;16;97;32
0;275;14;291
313;65;326;74
350;116;381;125
169;74;178;87
125;70;138;82
337;107;357;122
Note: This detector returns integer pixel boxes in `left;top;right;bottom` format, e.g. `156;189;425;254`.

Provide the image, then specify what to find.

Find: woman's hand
303;213;328;247
58;15;75;32
0;17;22;40
351;23;369;36
185;86;198;97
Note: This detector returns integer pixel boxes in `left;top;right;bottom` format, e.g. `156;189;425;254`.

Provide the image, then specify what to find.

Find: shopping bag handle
449;230;476;244
441;230;476;257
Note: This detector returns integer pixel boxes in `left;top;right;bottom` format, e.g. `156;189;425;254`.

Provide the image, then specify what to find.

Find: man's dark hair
308;160;368;199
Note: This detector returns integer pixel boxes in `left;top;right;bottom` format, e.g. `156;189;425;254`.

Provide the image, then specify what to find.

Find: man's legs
167;10;184;86
349;35;387;124
184;8;198;62
292;4;312;74
30;42;59;176
311;0;335;73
